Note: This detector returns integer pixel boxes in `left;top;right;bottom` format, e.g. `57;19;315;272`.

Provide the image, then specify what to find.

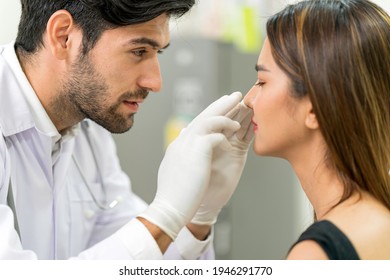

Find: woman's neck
287;136;345;220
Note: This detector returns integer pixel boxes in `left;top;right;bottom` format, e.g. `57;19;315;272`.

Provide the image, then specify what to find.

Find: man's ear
304;100;319;130
46;10;77;60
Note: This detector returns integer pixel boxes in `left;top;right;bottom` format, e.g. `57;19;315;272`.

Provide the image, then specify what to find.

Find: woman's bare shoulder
325;193;390;259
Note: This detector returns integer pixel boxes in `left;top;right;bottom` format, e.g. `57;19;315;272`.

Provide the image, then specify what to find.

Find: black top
290;220;360;260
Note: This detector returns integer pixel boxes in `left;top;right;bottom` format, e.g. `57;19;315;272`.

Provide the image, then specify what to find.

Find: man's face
58;14;170;133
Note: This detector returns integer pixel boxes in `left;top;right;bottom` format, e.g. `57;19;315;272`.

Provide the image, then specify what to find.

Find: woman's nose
243;86;257;109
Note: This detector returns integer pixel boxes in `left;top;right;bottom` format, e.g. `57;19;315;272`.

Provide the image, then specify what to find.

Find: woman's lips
252;118;258;131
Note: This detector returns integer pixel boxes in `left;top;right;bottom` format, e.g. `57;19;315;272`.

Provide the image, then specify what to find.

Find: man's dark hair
15;0;195;55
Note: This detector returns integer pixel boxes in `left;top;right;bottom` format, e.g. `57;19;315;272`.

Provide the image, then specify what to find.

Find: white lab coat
0;43;214;260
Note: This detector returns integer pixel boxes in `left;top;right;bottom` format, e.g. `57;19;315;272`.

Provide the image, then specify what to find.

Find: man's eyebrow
255;64;270;72
127;37;170;49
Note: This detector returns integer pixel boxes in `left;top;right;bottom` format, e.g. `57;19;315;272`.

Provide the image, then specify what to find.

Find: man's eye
132;49;147;57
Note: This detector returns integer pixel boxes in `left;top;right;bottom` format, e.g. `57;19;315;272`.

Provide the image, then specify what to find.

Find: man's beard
51;54;149;134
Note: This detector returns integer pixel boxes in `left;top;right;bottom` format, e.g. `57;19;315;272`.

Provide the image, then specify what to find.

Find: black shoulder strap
290;220;360;260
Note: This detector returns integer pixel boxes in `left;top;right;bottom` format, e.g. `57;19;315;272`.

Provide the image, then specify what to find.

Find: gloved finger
236;109;254;141
243;125;255;143
224;102;252;138
195;92;242;120
200;133;233;151
228;102;252;122
224;98;242;120
234;110;255;144
192;116;240;134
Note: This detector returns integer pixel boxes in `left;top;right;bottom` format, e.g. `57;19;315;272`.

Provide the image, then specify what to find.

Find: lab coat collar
0;42;79;141
0;43;33;137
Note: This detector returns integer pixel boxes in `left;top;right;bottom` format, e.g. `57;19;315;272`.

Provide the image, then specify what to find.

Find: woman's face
243;38;312;160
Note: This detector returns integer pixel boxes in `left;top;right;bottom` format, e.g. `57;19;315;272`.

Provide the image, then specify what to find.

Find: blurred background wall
1;0;389;259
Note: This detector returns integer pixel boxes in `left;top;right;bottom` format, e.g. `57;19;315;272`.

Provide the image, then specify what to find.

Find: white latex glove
138;92;242;240
191;92;254;225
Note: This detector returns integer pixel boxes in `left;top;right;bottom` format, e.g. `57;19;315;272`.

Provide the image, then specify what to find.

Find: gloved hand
138;92;243;240
191;92;254;225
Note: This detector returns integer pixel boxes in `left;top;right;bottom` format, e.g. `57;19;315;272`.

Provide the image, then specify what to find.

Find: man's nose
137;58;162;92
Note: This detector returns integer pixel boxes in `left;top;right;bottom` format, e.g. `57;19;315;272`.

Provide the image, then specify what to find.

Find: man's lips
123;100;143;112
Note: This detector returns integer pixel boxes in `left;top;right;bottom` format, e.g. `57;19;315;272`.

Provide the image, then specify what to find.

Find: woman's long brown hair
266;0;390;210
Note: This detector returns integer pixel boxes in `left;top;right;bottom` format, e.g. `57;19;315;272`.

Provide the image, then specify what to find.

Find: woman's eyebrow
255;64;270;72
